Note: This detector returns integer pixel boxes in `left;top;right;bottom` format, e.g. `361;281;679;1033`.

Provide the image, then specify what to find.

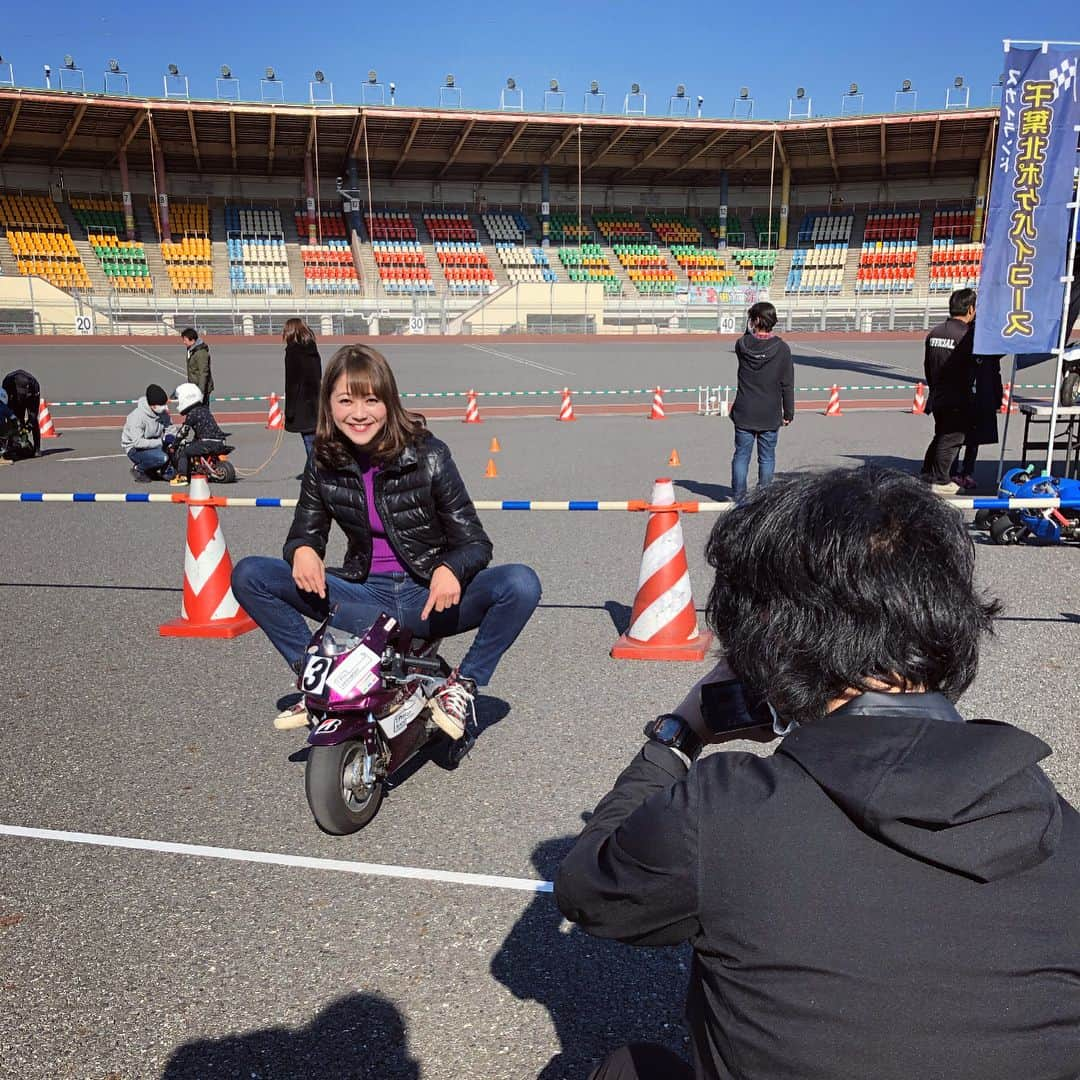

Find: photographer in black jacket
555;466;1080;1080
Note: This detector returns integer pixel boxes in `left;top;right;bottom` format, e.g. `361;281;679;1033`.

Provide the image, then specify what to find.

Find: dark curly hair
704;466;1001;726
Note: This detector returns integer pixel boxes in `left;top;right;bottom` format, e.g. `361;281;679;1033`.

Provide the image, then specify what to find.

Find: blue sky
2;0;1078;120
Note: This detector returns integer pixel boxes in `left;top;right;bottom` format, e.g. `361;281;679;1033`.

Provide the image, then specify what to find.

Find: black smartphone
699;679;774;735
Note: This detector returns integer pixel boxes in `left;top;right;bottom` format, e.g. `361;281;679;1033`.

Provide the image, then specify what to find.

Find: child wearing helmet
170;382;228;485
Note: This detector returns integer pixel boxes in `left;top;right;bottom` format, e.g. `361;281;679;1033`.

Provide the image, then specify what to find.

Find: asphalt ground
0;338;1077;1079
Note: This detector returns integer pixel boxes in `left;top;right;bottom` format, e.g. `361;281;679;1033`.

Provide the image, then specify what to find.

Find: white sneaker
931;481;961;496
273;701;310;730
428;670;476;741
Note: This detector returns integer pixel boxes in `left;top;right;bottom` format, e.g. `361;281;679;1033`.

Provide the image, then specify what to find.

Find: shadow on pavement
160;991;420;1079
491;835;691;1079
791;348;917;382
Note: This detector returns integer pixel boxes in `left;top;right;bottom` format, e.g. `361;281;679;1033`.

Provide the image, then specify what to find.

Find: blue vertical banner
975;45;1080;355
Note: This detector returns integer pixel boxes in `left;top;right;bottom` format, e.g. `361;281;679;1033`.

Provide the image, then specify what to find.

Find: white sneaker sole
273;709;310;731
428;704;465;741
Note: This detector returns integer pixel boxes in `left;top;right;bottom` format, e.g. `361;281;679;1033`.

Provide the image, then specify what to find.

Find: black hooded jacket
730;332;794;431
555;693;1080;1079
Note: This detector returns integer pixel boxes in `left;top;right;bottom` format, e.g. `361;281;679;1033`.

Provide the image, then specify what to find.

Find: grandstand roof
0;88;997;188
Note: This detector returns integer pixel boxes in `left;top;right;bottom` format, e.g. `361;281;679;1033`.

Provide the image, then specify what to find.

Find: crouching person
121;384;174;482
555;466;1080;1080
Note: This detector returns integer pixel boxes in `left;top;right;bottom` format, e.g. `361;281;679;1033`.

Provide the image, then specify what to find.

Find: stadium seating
161;235;212;294
88;234;153;293
225;205;291;294
932;209;975;242
424;212;477;243
786;213;853;294
547;213;589;242
152;201;210;239
1;194;92;290
70;197;127;235
482;212;531;243
294;209;348;240
751;213;780;247
301;243;360;294
494;243;556;284
594;214;649;244
612;243;677;295
703;212;745;246
372;241;435;295
728;249;777;288
557;245;621;294
863;211;920;242
648;214;701;246
856;237;918;293
365;212;416;241
669;246;737;288
929;240;983;291
433;241;496;294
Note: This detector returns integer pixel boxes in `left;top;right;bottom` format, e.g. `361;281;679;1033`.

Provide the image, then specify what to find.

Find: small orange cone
910;382;927;415
667;449;681;467
37;398;59;438
464;389;483;424
159;476;257;639
489;436;501;453
824;385;842;417
484;458;498;478
648;387;666;420
611;478;713;661
266;392;284;430
557;387;577;422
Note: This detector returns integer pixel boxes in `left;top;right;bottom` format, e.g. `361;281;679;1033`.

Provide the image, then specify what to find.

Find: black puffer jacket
283;434;492;585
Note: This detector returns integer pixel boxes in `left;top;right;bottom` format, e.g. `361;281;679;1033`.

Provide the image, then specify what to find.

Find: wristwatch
643;713;703;766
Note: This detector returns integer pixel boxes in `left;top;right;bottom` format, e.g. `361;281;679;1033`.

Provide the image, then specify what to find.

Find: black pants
921;408;968;483
588;1044;693;1080
11;395;40;455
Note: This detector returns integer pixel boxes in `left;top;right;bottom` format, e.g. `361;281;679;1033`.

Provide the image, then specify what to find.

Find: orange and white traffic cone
910;382;927;415
463;390;482;424
648;386;666;420
265;392;284;430
159;476;257;639
610;478;714;661
557;387;577;422
37;398;59;438
1000;382;1013;414
824;385;842;417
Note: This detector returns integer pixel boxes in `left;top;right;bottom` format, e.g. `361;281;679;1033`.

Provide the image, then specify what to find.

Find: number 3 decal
302;656;332;694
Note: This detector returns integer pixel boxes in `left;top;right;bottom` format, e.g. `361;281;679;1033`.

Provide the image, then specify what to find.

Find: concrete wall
0;276;108;333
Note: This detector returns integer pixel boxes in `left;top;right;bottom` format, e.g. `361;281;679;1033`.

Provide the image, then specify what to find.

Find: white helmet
174;382;203;413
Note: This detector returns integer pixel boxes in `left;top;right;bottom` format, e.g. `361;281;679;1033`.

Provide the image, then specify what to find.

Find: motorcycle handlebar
382;652;444;680
402;656;444;675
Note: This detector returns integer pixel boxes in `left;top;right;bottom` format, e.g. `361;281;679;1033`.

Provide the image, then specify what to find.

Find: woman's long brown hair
282;318;315;346
313;344;427;468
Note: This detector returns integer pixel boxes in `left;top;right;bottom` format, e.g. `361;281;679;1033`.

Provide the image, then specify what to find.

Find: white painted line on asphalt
61;453;127;462
0;824;555;894
466;343;576;377
121;344;187;378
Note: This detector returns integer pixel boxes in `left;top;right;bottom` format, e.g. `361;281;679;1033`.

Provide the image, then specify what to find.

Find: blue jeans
731;427;779;500
127;446;169;476
231;558;541;687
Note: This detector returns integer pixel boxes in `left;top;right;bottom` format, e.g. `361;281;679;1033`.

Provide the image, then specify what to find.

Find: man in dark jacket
921;288;977;493
555;466;1080;1080
729;302;794;500
180;327;214;405
1;368;41;456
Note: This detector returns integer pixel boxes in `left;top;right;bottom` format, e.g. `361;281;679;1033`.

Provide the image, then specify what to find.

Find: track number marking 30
302;656;333;695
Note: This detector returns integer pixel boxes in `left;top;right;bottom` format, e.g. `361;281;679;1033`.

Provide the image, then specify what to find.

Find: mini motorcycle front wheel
305;739;384;834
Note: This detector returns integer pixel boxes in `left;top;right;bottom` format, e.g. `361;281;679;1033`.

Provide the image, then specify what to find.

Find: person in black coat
951;352;1004;490
232;344;541;736
729;302;794;500
1;369;41;456
282;318;322;458
555;466;1080;1080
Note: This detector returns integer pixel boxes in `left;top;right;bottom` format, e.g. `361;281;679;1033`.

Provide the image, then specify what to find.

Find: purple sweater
360;462;406;575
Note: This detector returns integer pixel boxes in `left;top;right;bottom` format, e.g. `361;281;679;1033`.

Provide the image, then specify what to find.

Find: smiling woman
231;343;542;743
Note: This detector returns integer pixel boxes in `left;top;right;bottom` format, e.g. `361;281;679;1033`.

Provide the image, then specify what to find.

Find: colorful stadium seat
433;241;496;295
482;212;531;243
1;193;92;291
225;205;291;294
611;243;677;295
594;214;649;244
365;211;416;241
423;212;476;243
928;240;983;291
786;213;853;295
494;243;556;284
557;245;621;294
371;240;435;295
932;209;975;242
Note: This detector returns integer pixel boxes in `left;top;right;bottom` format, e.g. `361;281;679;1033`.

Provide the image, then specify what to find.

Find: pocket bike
298;610;476;834
975;466;1080;545
165;428;238;483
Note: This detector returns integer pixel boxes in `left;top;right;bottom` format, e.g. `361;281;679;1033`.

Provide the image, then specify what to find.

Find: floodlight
550;78;559;92
697;95;704;106
675;83;686;97
590;80;599;94
998;73;1005;85
506;76;516;90
64;54;75;69
265;67;276;81
108;58;120;74
901;79;912;92
849;82;859;95
954;75;964;88
796;86;805;99
368;69;377;83
314;70;325;83
739;86;749;100
445;73;455;88
220;64;231;78
167;63;179;77
389;82;396;94
630;82;640;95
